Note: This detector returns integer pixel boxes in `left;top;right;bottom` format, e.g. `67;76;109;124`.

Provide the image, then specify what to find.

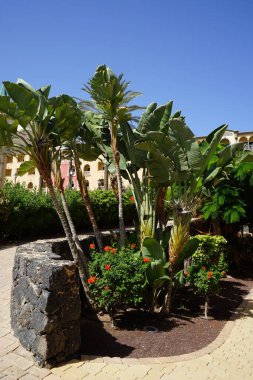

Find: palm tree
83;65;142;246
0;80;95;308
49;96;104;252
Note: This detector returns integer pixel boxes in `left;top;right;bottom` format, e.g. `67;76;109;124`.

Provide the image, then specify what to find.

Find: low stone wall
11;240;82;367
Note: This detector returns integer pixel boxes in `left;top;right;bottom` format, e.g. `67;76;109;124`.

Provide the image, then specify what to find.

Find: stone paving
0;244;253;380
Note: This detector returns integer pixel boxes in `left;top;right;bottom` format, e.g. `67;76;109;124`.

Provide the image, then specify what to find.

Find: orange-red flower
202;266;206;270
104;286;110;291
90;243;95;250
88;276;97;284
184;271;190;276
110;248;117;254
143;257;151;263
129;195;135;203
105;264;111;270
131;243;137;249
207;271;213;279
104;246;111;252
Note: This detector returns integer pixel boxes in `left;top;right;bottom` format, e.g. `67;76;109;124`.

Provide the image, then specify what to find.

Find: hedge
0;183;136;240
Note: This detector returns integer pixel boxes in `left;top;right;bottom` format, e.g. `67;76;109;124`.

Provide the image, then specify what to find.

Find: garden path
0;244;252;380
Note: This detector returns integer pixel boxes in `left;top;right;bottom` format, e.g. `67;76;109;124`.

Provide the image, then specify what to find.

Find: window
17;154;25;162
98;161;104;171
221;138;230;145
5;169;12;177
27;182;33;189
84;164;91;176
6;156;13;164
98;179;104;189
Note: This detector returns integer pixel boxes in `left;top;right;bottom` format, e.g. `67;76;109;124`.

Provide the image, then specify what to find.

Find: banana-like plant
119;102;175;242
83;65;142;246
135;109;243;313
0;80;95;308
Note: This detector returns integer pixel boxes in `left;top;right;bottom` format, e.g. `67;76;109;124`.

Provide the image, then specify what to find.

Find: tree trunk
110;174;119;200
73;153;103;252
81;179;104;252
38;176;43;192
104;163;109;190
59;191;88;266
212;218;221;235
161;276;173;315
114;150;126;247
43;175;96;309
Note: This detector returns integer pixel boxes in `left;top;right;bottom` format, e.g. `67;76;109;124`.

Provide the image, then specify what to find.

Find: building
0;123;252;192
0;153;114;191
197;130;253;150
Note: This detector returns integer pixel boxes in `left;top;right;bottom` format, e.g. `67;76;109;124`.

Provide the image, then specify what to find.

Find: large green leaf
217;143;243;167
76;143;101;161
239;151;253;163
201;124;227;174
137;102;157;133
137;103;168;134
17;160;36;176
142;237;167;285
3;82;39;118
145;131;190;173
186;141;202;172
142;237;166;262
0;116;19;146
203;166;222;184
0;96;31;127
160;101;173;131
119;121;146;167
176;237;200;266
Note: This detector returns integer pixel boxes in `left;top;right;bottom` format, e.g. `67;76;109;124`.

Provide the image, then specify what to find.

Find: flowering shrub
88;245;147;321
187;235;228;298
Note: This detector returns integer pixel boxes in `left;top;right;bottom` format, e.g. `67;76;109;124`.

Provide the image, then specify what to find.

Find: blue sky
1;0;253;136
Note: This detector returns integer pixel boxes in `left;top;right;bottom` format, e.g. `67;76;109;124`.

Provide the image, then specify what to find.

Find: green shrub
0;183;136;240
0;183;59;239
88;244;147;323
187;235;228;317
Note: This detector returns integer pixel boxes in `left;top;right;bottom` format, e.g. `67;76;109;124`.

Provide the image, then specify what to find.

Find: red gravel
80;274;253;358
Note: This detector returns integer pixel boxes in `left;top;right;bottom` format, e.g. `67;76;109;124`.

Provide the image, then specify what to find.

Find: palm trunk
81;179;104;252
73;153;103;252
38;176;43;192
59;191;88;266
104;163;109;190
110;174;119;200
40;169;96;309
114;150;126;247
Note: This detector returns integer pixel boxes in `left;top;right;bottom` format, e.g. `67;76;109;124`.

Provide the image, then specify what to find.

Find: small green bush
0;183;59;239
187;235;228;297
88;244;147;322
0;183;136;240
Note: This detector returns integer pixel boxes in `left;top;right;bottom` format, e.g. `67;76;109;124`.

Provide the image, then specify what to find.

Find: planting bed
81;274;253;358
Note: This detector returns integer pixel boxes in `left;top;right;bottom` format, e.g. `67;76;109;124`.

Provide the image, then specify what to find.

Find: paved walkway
0;244;253;380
